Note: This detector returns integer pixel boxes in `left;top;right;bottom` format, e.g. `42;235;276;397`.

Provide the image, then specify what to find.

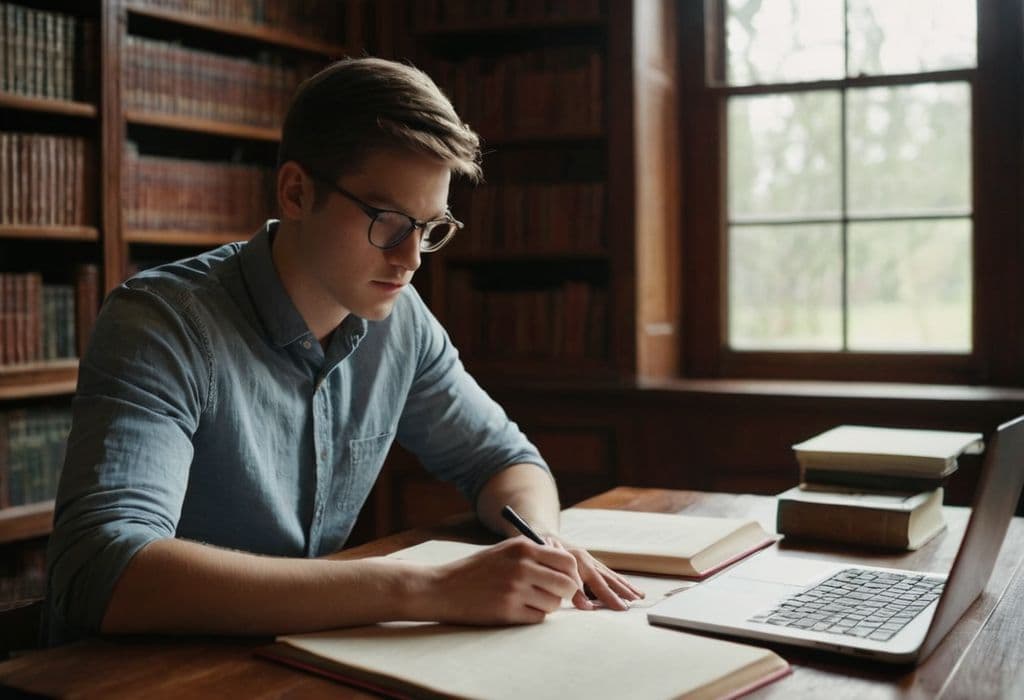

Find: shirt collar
239;220;318;348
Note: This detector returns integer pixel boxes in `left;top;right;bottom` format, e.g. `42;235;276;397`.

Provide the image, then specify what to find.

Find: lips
371;281;405;292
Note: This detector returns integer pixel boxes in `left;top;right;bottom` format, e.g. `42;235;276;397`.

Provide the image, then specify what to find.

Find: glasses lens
420;221;456;252
370;211;414;249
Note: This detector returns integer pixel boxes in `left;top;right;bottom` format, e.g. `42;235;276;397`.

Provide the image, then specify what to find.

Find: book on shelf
123;144;274;234
123;36;318;129
128;0;346;44
414;0;604;28
0;266;98;366
426;47;602;139
776;485;946;551
792;425;984;489
260;538;790;700
0;3;97;103
0;405;72;508
0;132;93;227
557;507;775;578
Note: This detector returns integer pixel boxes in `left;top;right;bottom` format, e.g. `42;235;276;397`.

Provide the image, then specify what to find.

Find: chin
356;302;398;322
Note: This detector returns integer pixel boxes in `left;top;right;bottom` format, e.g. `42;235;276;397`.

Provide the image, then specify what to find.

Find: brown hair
278;57;482;207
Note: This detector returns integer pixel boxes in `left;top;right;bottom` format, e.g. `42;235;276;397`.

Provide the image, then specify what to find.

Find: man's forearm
100;537;437;636
475;463;561;539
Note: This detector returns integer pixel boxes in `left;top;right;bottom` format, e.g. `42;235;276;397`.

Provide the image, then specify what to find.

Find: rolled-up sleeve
396;291;550;505
46;283;210;639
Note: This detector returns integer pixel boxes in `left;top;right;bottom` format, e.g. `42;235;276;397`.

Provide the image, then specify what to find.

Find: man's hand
428;538;584;625
545;536;645;611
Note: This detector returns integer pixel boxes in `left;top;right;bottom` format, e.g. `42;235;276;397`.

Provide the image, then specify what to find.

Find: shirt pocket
343;431;395;511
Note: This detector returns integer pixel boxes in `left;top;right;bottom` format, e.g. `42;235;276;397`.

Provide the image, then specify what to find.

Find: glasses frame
301;165;463;253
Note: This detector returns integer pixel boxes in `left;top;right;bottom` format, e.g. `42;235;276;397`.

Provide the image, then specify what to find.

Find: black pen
500;505;546;545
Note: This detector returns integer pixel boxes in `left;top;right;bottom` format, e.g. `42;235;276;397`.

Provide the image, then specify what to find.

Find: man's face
296;149;452;321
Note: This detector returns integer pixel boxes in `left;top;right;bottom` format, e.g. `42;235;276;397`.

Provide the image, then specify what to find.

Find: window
680;0;1024;384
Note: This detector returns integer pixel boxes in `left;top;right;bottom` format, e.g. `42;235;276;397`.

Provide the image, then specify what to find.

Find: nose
384;226;422;273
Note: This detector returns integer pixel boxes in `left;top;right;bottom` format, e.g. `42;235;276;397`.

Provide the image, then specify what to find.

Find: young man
45;57;641;644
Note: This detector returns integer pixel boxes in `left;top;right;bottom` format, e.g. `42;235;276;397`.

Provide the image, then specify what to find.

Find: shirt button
302;339;312;349
319;451;327;461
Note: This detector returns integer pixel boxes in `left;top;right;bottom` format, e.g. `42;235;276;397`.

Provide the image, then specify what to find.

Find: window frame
678;0;1024;386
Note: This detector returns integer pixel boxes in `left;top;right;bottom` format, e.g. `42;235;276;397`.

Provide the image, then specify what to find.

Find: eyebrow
363;190;447;222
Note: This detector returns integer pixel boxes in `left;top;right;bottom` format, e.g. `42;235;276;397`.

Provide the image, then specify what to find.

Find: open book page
558;508;768;556
277;604;786;700
387;539;696;610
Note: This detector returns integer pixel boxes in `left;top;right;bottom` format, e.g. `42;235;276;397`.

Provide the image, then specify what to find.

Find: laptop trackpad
719;552;838;588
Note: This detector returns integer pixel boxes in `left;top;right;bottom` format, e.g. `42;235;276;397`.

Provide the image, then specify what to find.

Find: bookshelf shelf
480;129;605;147
0;360;79;400
0;92;98;118
446;250;609;264
125;4;348;57
415;16;605;38
124;229;249;247
125;110;281;141
0;225;100;242
0;501;55;545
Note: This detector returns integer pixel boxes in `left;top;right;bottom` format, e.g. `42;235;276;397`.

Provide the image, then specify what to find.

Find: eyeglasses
302;165;463;253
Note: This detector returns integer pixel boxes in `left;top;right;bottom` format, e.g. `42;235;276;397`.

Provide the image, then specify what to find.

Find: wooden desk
1;487;1022;698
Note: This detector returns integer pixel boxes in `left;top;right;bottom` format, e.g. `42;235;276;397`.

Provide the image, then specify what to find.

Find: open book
262;540;790;700
557;507;775;578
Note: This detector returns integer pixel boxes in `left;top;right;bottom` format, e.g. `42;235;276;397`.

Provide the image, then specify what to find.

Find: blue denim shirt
45;220;548;642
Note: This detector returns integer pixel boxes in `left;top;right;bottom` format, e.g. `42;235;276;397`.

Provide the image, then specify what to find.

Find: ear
277;161;311;220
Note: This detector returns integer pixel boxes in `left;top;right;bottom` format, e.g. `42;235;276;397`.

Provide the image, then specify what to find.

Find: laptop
648;414;1024;664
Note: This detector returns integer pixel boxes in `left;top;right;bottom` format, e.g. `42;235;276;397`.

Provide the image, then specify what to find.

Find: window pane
729;224;842;350
728;92;841;219
848;220;971;352
725;0;843;86
847;83;971;216
848;0;976;77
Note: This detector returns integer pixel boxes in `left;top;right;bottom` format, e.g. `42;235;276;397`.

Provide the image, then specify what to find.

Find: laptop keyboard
748;568;946;642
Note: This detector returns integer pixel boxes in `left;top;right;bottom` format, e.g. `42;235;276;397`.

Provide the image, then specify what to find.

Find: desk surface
2;487;1022;699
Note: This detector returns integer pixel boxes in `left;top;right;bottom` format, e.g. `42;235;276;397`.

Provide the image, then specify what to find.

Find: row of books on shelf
0;266;99;366
128;0;347;43
458;182;605;254
414;0;603;27
776;425;984;551
0;2;97;102
428;48;602;138
452;281;606;360
0;132;94;228
0;405;71;508
123;144;274;233
123;36;310;129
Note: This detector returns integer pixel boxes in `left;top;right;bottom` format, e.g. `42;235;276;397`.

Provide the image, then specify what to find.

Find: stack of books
776;425;984;550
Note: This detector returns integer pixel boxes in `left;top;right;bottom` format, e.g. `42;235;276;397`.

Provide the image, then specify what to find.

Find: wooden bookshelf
387;0;680;382
124;110;282;142
124;229;249;247
125;3;349;57
445;250;609;264
0;501;55;545
0;92;98;118
0;225;100;242
414;16;605;38
0;361;79;401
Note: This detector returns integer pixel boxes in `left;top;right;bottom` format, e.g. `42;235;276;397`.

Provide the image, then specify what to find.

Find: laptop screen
919;414;1024;660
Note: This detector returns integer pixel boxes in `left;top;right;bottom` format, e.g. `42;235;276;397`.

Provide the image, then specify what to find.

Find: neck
271;220;349;342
